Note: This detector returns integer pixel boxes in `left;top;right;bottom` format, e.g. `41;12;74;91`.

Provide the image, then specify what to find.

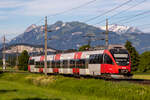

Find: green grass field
133;73;150;80
0;73;150;100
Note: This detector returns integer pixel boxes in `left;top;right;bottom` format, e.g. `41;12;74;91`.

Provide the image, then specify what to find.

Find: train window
40;61;44;68
63;60;68;68
29;59;34;65
35;61;40;68
89;55;94;64
76;59;86;68
47;61;50;68
85;59;89;68
104;54;113;64
70;60;75;68
81;59;86;68
98;55;103;64
89;54;103;64
52;61;55;68
76;60;80;68
56;61;60;68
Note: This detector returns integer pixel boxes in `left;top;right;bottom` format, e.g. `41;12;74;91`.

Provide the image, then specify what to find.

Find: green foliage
0;59;3;66
79;45;90;51
7;56;16;67
18;50;29;71
138;51;150;72
125;40;140;71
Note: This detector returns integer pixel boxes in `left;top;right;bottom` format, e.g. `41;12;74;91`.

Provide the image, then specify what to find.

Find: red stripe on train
74;52;82;59
39;68;43;73
28;65;31;72
55;54;61;60
40;56;45;61
72;68;79;74
53;68;59;73
29;57;32;60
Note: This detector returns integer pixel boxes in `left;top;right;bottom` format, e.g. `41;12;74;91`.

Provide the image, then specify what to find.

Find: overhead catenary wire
122;15;150;25
136;23;150;27
137;26;150;33
94;0;147;25
47;0;97;18
112;10;150;24
84;0;133;23
32;0;97;25
136;23;150;30
34;17;45;25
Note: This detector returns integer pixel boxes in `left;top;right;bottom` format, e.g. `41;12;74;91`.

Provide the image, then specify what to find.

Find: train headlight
119;69;129;74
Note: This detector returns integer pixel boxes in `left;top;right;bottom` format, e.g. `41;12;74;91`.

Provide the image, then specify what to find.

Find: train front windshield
110;49;130;66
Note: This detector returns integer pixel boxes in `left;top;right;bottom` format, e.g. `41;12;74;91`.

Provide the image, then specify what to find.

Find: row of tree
125;41;150;72
0;50;29;71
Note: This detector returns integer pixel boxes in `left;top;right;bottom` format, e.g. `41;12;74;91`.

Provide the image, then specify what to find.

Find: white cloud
0;16;8;20
0;27;25;36
0;0;150;35
11;0;96;16
1;0;150;17
0;0;25;8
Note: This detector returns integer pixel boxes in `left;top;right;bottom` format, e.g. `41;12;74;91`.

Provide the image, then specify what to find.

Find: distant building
3;44;56;55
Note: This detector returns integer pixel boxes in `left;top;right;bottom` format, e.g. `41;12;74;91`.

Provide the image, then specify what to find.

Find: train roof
30;50;104;61
30;44;126;61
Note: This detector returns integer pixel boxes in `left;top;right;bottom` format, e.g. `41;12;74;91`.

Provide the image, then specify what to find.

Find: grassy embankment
133;73;150;80
0;73;150;100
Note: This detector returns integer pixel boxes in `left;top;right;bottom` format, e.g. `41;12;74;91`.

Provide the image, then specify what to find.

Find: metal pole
105;19;109;48
44;16;48;75
16;45;19;70
2;35;6;70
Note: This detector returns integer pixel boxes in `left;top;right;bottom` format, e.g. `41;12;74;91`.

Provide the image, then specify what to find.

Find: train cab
103;45;132;78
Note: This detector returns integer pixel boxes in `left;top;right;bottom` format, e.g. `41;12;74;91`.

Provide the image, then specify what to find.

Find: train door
28;59;35;72
102;54;114;74
88;54;103;75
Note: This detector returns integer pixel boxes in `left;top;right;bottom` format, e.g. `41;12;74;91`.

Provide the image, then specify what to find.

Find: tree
138;51;150;72
79;45;90;51
125;40;140;71
7;56;16;67
18;50;29;71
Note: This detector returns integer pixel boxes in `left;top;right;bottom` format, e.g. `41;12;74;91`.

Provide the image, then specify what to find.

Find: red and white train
28;45;132;79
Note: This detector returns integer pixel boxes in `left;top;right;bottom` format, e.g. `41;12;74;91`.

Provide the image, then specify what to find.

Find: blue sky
0;0;150;40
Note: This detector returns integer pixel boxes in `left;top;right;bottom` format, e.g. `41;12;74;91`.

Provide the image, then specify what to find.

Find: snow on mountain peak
25;24;37;33
62;23;66;27
100;24;143;35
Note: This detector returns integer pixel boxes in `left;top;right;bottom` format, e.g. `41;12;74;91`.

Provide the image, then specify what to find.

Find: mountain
9;21;150;53
100;24;143;35
24;24;37;33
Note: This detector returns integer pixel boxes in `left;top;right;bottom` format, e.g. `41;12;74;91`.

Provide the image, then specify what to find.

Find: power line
122;14;150;24
136;23;150;27
140;26;150;29
2;35;6;70
95;0;147;25
47;0;97;18
114;10;150;24
84;0;133;23
32;0;97;25
34;17;45;25
136;24;150;30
